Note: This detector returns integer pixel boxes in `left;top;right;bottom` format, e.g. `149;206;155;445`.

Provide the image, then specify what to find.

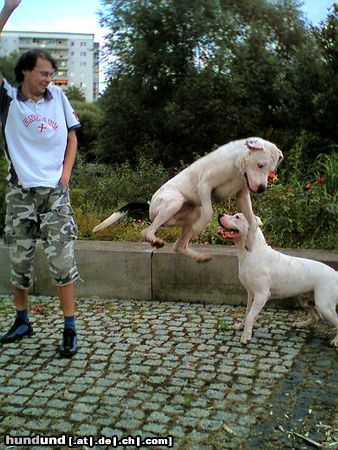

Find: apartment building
0;30;100;102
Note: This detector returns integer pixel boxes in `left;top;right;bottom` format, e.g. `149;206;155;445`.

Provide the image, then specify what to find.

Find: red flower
268;171;278;182
316;176;326;184
304;183;312;191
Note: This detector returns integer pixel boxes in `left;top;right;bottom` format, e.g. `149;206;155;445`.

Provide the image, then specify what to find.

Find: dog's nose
257;184;266;193
218;214;224;225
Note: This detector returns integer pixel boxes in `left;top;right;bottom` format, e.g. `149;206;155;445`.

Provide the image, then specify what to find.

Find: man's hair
14;49;57;83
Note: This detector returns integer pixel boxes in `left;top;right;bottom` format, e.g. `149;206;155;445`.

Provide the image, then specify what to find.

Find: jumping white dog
218;213;338;346
93;138;283;262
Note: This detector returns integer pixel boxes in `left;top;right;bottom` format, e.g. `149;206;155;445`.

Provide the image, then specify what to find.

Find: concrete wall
0;241;337;305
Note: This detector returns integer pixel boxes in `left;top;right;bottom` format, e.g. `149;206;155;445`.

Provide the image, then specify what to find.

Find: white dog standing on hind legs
218;213;338;347
93;137;283;262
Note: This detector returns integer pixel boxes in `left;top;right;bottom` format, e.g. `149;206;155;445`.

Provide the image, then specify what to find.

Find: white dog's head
218;213;262;245
236;138;283;193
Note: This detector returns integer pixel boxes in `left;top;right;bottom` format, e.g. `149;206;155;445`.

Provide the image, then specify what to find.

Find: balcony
18;38;69;51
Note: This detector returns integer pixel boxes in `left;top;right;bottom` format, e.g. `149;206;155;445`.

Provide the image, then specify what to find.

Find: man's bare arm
60;130;78;188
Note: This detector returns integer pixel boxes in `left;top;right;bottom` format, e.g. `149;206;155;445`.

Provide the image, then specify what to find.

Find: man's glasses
33;70;55;79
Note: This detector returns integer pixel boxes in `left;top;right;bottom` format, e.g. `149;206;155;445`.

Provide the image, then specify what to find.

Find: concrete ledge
0;241;337;305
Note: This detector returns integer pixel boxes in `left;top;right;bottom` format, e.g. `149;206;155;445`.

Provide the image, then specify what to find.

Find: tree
64;85;86;103
97;0;332;167
72;101;104;162
0;51;19;85
311;3;338;145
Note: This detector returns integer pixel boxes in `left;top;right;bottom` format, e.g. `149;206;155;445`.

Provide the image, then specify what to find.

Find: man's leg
57;282;78;357
1;184;36;344
40;184;79;357
0;287;33;344
56;282;76;317
13;285;29;309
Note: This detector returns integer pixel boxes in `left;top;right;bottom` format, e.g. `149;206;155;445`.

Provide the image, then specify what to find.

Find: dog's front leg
236;189;257;251
233;290;254;331
241;290;269;344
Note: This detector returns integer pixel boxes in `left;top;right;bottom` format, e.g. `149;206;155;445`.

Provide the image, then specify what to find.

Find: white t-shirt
0;79;80;188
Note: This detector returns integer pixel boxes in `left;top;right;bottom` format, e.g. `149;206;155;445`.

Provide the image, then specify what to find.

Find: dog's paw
245;228;257;251
196;254;212;263
240;332;252;345
293;320;311;329
151;238;165;248
232;322;244;331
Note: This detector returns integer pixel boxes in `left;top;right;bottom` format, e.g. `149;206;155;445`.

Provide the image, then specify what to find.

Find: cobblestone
0;295;337;449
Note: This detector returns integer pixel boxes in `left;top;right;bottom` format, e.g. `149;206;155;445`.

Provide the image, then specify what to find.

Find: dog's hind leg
318;305;338;347
142;191;185;248
293;293;320;328
142;212;170;248
173;225;212;262
314;288;338;347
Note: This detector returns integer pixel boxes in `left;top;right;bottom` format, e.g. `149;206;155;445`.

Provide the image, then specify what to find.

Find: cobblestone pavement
0;295;337;450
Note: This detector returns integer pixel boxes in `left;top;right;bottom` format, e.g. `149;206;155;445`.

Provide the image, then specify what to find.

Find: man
0;0;81;357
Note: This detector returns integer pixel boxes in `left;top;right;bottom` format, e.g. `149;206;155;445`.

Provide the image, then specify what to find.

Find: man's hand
1;0;22;35
3;0;22;12
59;174;70;188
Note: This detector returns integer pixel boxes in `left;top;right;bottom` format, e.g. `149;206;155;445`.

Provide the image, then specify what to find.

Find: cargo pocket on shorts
3;205;16;246
56;204;79;242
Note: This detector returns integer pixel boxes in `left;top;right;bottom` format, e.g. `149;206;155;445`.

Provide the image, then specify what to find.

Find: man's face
22;57;54;96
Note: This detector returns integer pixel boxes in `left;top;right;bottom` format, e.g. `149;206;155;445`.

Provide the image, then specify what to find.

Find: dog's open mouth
218;226;240;240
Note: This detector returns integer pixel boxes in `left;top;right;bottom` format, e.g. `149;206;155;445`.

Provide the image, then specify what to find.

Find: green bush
252;149;337;249
71;155;168;211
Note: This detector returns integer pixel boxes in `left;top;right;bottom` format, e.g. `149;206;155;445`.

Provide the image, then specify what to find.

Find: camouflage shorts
4;182;79;289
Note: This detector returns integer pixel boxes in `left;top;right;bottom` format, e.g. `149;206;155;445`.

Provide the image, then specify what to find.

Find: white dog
218;213;338;346
93;138;283;262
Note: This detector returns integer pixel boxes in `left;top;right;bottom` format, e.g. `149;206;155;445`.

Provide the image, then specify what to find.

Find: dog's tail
92;201;150;233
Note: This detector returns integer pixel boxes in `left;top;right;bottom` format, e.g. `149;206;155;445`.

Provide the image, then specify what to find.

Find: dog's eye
258;163;265;169
235;215;240;219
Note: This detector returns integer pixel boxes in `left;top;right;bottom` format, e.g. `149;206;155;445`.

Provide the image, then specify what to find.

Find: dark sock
16;309;29;323
64;316;76;332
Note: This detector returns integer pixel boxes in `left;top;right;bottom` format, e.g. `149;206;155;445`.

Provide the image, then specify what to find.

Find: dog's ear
275;149;284;168
255;216;263;227
245;138;265;151
270;147;284;170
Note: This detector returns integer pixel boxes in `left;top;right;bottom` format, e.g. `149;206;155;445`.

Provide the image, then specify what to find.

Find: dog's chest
239;265;256;288
212;176;244;200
